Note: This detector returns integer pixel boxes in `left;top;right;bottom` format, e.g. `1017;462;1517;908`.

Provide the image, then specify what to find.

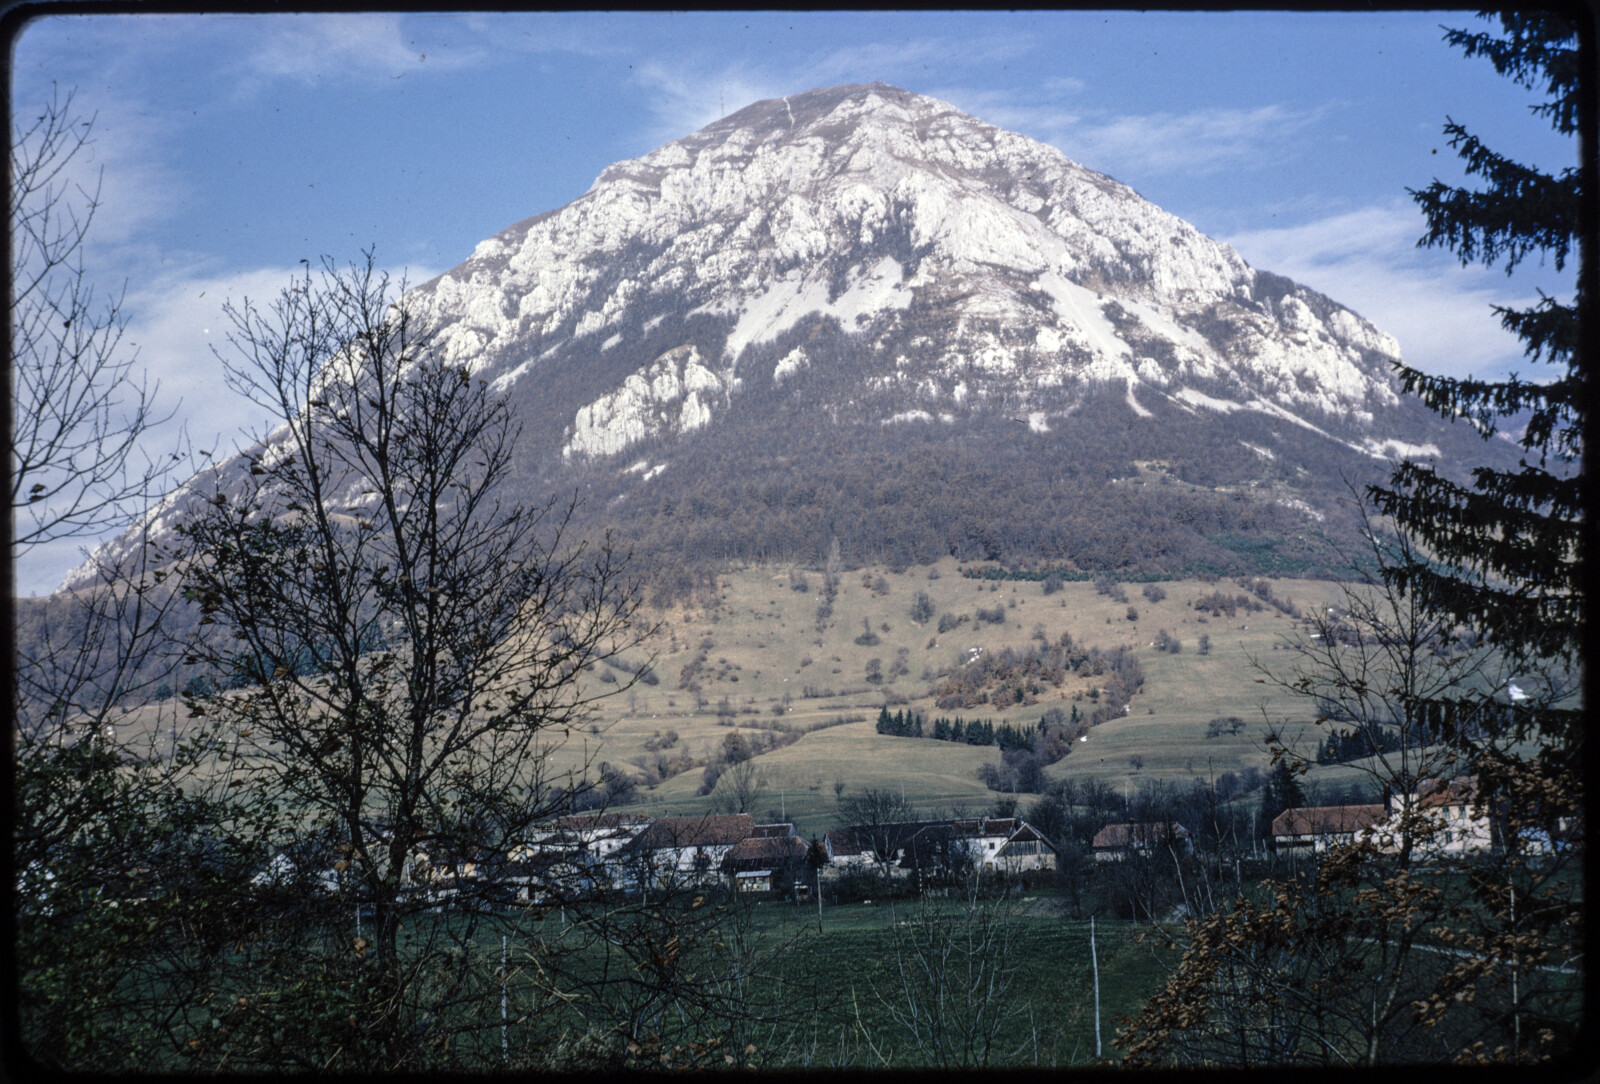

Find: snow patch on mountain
401;82;1406;454
564;345;732;459
882;409;937;425
1362;437;1440;461
1173;387;1246;413
723;256;911;363
773;346;810;384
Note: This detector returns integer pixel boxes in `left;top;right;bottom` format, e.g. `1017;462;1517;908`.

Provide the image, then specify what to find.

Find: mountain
69;82;1509;591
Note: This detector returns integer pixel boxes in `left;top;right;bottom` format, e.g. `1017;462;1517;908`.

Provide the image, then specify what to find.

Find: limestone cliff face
74;83;1497;588
410;82;1405;465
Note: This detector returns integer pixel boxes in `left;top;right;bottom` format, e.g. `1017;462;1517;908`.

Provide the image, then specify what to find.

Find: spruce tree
1369;10;1589;759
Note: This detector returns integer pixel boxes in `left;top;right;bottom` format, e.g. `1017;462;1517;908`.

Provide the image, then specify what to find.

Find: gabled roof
1003;822;1057;849
1091;822;1190;850
1417;776;1478;808
1272;804;1386;838
949;817;1019;838
632;814;754;851
552;812;651;832
751;822;795;838
824;828;866;857
721;835;807;872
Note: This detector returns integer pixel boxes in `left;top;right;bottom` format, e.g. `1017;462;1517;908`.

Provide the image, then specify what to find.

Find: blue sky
9;11;1578;594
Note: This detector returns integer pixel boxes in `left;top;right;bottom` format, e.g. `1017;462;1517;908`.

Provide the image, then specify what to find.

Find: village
244;773;1564;916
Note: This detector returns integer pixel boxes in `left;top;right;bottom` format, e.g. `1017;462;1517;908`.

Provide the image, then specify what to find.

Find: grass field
552;559;1355;827
490;895;1174;1068
109;561;1371;833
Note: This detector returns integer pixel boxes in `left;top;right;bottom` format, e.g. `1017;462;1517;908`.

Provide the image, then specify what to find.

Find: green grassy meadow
116;560;1371;829
490;897;1175;1068
559;560;1353;825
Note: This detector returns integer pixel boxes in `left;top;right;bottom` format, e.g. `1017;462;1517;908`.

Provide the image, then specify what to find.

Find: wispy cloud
1064;104;1334;176
13;257;445;596
238;14;483;90
882;80;1330;182
630;61;789;144
1224;202;1559;380
119;258;444;451
628;30;1038;146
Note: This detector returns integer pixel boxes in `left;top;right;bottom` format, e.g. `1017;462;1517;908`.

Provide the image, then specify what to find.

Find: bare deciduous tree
10;86;171;554
162;252;648;1068
11;88;210;1071
878;881;1028;1067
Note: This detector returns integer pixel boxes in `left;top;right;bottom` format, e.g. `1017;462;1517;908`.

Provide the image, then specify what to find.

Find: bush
910;590;936;624
697;763;722;795
1141;583;1167;603
936;612;963;633
975;605;1006;625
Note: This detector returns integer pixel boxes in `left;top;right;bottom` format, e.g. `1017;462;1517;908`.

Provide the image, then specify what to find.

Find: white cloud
12;258;444;595
631;61;788;144
1223;202;1559;380
239;14;483;89
10;87;190;270
628;31;1037;146
887;83;1332;183
1063;104;1334;176
121;259;444;449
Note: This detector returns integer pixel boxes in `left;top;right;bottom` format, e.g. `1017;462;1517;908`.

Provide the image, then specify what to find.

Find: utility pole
816;866;823;929
1090;916;1102;1058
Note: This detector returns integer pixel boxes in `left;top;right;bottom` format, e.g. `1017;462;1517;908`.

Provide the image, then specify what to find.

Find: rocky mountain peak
67;83;1495;592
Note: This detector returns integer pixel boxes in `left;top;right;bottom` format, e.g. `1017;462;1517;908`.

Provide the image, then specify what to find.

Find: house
499;847;601;905
952;818;1057;874
1090;821;1192;862
828;818;1058;886
547;812;652;858
821;828;874;878
624;813;754;891
1412;776;1492;854
506;812;653;897
1272;778;1495;859
835;820;950;880
1272;804;1387;854
992;821;1059;873
721;833;809;894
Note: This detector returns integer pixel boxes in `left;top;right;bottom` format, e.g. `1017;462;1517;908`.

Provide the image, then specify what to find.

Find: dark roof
552;813;651;831
633;814;753;850
1272;804;1387;838
721;835;807;873
950;817;1018;837
825;829;866;857
1091;822;1191;850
